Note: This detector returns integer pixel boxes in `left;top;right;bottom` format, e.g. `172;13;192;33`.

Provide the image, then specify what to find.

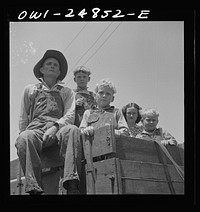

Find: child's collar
76;86;88;92
92;105;115;112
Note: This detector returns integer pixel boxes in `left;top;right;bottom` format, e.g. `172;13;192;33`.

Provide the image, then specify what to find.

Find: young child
122;102;143;137
136;108;177;146
73;66;96;127
79;79;129;137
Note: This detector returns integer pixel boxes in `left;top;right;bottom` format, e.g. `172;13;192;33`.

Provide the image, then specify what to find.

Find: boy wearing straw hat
15;50;81;194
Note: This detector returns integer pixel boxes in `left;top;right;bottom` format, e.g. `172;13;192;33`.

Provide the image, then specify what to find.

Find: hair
94;79;117;94
140;108;159;121
122;102;142;123
73;66;91;76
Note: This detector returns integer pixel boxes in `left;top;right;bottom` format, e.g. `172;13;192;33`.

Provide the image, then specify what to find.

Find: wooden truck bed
10;125;184;195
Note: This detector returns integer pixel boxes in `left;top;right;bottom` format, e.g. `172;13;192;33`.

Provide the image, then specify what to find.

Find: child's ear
111;95;115;102
74;77;77;82
88;76;91;82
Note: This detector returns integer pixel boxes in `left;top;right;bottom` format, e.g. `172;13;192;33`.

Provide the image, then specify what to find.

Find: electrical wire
65;22;122;85
62;22;89;53
83;22;122;65
65;22;114;85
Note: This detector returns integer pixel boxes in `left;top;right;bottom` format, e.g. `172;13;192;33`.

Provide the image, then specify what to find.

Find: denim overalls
15;83;82;193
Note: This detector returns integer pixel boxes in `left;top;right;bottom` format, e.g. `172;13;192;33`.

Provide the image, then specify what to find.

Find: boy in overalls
15;50;82;194
73;66;96;127
79;79;129;138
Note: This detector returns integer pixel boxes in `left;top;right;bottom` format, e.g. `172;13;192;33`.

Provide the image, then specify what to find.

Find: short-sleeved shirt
79;106;128;131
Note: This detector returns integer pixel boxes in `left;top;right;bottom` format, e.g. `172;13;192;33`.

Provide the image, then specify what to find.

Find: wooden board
88;158;184;194
116;135;184;166
119;160;184;194
90;158;121;194
91;124;116;158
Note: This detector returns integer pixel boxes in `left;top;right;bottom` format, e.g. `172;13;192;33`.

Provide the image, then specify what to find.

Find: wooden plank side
161;145;184;166
116;136;184;166
120;160;167;180
119;160;184;194
92;125;116;158
122;179;171;194
92;158;119;194
172;183;185;194
116;136;160;163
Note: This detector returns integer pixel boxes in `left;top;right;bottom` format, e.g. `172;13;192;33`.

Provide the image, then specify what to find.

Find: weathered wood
116;135;184;166
91;124;116;158
11;125;184;195
82;134;96;194
119;160;184;194
92;158;120;194
85;127;184;194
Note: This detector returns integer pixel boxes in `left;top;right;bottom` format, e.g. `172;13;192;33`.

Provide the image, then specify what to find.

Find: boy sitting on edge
136;108;178;146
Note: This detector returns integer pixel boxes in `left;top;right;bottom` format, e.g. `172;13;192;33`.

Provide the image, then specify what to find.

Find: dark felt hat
33;50;68;81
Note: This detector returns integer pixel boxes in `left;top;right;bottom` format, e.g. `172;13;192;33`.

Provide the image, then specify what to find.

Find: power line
65;22;114;85
62;22;89;53
83;22;122;66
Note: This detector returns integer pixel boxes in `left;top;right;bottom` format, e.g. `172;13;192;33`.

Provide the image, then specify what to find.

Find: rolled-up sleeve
56;87;76;128
115;109;129;130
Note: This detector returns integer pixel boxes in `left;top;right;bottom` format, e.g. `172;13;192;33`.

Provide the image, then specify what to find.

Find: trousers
15;124;82;193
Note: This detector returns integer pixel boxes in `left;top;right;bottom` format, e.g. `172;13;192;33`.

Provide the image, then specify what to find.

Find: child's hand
43;126;58;145
76;98;84;106
115;128;130;137
160;140;169;146
161;140;177;146
120;128;130;137
82;126;94;136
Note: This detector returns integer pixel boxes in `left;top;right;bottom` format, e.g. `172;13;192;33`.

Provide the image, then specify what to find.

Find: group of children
15;50;178;195
74;66;177;146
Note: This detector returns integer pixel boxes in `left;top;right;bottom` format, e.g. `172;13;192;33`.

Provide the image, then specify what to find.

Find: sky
10;21;184;161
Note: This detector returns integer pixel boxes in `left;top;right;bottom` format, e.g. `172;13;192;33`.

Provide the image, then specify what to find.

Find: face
126;107;138;124
95;86;114;109
142;114;159;132
74;72;90;88
40;58;60;79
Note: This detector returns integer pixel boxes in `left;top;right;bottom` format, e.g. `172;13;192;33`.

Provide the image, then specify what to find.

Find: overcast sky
10;21;184;161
